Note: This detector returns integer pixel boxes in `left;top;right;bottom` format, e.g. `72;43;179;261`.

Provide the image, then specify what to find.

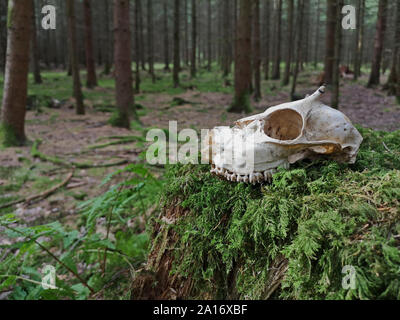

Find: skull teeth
210;166;287;184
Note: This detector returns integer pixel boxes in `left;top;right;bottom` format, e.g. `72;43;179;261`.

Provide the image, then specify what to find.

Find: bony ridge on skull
202;86;363;185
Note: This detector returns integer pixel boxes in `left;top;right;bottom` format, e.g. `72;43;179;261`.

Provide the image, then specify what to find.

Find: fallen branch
77;159;129;169
31;140;129;169
87;136;144;150
96;135;139;142
66;181;87;189
0;170;74;209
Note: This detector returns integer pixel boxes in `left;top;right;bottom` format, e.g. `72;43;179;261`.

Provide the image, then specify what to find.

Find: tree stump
133;127;400;300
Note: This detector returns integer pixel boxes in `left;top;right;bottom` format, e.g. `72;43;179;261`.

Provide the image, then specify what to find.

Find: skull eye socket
263;109;303;141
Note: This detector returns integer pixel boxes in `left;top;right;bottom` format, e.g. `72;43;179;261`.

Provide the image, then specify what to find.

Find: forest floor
0;65;399;299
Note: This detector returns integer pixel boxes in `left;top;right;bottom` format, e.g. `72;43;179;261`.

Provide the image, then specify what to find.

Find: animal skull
202;86;363;184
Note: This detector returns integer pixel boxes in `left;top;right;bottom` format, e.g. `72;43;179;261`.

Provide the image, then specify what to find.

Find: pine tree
253;0;261;101
0;0;7;74
283;0;294;86
83;0;98;88
173;0;180;88
67;0;85;115
163;0;170;71
385;0;400;95
353;0;365;80
31;0;42;84
190;0;197;78
113;0;137;128
291;0;305;100
207;0;212;71
368;0;388;87
272;0;282;80
229;0;253;113
147;0;155;82
324;0;338;84
0;0;33;146
332;0;344;109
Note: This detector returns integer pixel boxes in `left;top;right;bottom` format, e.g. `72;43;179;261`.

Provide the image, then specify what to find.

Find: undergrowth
0;163;163;300
159;127;400;300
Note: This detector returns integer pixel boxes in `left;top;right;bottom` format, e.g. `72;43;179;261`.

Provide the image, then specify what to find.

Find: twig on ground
31;140;129;169
87;136;144;150
66;181;87;189
0;170;74;209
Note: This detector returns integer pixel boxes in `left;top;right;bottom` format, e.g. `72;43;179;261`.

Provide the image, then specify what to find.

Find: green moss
228;92;252;114
0;123;23;147
158;127;400;299
108;110;131;129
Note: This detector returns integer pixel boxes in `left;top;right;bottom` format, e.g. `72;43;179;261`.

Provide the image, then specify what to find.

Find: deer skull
203;86;363;184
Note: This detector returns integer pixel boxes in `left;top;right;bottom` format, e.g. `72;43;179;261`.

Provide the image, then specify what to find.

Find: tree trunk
385;0;400;95
222;0;232;78
233;0;238;66
207;0;212;71
0;0;8;74
134;0;141;92
313;0;321;68
271;0;282;80
253;0;261;101
190;0;197;78
283;0;294;86
184;0;189;66
353;0;365;80
198;4;202;69
397;54;400;102
67;0;85;115
102;0;112;75
137;0;146;71
264;0;270;80
0;0;32;146
324;0;338;85
367;0;388;87
147;0;155;82
113;0;136;128
290;0;305;100
163;0;170;71
83;0;98;88
67;53;73;76
301;0;310;69
332;0;344;109
217;1;223;69
228;0;252;114
31;0;42;84
173;0;180;88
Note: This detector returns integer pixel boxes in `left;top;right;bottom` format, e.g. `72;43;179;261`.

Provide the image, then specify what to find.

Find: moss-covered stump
133;127;400;300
